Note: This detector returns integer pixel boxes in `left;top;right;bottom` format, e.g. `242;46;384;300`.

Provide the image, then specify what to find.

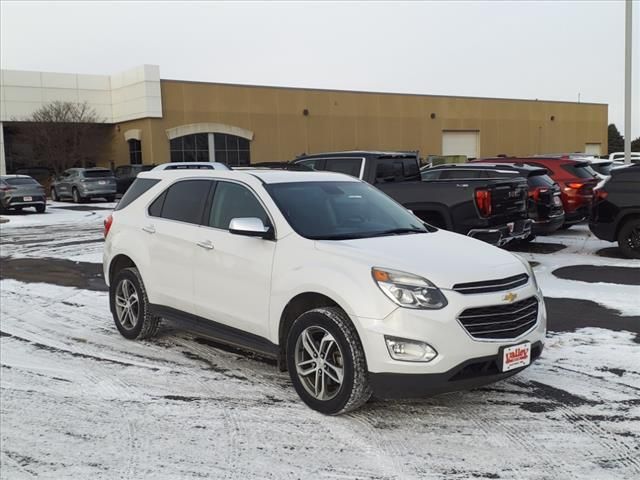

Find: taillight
594;189;608;202
475;188;492;217
566;182;585;190
0;186;15;192
104;214;113;238
529;187;548;202
564;182;593;195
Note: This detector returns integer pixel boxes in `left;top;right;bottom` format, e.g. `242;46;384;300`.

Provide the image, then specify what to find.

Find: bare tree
16;101;108;175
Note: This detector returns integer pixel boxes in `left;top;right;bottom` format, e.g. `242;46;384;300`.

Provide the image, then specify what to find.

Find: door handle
142;225;156;234
196;240;214;250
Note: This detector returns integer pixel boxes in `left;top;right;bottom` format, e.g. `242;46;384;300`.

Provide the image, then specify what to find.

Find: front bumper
354;282;546;376
370;341;543;398
467;219;533;246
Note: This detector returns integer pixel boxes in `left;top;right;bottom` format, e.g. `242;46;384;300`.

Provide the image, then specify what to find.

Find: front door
193;180;276;338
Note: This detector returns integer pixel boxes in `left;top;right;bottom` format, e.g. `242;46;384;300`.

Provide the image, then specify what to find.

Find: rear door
57;170;73;196
144;179;213;314
193;180;276;337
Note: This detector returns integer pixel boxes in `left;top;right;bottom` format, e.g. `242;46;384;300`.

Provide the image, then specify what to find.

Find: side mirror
229;217;272;239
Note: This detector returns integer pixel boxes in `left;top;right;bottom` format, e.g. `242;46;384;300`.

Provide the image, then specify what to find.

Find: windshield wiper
372;228;427;236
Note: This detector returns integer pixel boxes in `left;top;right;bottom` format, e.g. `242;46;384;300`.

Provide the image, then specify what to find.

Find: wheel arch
615;210;640;238
277;292;355;372
108;253;137;286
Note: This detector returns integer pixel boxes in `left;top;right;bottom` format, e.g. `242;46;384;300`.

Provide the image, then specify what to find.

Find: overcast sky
1;0;639;137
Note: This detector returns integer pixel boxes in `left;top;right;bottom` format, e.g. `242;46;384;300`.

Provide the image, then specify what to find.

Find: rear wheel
109;267;160;340
286;307;371;415
35;204;46;214
617;218;640;259
72;188;82;203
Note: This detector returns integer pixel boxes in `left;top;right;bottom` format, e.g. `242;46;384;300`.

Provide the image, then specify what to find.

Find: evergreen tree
608;124;624;154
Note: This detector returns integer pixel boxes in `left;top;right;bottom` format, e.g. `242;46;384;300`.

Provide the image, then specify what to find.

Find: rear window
3;177;39;186
561;163;597;179
528;174;555;187
149;179;212;224
84;170;113;178
591;163;613;176
115;178;160;211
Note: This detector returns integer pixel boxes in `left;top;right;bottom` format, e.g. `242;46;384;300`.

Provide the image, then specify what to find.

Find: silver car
0;175;47;213
50;168;117;203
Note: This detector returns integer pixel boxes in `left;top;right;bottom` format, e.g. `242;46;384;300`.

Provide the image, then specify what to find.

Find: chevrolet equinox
103;168;546;414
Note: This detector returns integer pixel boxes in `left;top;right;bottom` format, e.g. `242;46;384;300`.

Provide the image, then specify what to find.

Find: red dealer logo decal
506;347;529;364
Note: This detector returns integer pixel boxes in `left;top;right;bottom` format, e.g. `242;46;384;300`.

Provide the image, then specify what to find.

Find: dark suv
472;157;598;227
114;164;156;194
589;164;640;259
422;163;565;237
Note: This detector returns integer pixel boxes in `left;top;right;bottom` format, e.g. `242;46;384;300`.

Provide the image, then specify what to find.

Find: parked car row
0;175;47;213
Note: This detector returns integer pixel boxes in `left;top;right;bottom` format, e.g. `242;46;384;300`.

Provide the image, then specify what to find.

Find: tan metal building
0;65;608;173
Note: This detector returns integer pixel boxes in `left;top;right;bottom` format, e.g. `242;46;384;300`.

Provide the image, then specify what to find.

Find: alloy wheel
627;226;640;251
294;326;344;401
114;279;140;330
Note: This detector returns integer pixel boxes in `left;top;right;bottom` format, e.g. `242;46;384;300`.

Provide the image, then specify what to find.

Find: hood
314;230;526;290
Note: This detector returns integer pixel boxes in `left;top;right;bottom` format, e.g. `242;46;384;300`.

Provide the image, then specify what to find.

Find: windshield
266;181;428;240
83;169;113;178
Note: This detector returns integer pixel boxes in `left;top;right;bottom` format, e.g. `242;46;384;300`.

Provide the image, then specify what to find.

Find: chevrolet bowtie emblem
503;292;518;303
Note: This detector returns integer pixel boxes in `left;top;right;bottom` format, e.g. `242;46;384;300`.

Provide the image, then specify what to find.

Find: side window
148;190;166;217
297;159;323;170
153;180;212;224
324;158;362;178
439;169;481;180
375;158;396;182
402;158;420;177
209;182;270;230
421;170;442;180
115;179;160;211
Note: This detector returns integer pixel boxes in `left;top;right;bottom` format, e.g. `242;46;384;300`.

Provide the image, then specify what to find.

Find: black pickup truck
293;151;532;246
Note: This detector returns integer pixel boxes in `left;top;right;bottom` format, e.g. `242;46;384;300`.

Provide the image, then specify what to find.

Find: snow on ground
1;205;640;479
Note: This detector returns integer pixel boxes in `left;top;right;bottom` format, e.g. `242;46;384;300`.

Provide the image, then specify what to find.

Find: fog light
385;336;437;362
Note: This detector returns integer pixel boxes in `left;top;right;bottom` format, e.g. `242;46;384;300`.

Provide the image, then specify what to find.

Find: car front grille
452;273;529;295
458;296;539;340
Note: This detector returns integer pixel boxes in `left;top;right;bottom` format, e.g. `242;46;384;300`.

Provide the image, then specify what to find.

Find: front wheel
50;188;59;202
286;307;372;415
617;218;640;259
72;188;82;203
109;267;160;340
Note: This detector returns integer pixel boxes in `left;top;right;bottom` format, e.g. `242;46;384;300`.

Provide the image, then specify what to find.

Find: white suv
103;169;546;414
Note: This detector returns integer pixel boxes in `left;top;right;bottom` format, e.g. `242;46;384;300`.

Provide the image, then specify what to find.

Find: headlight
372;267;447;309
513;254;539;291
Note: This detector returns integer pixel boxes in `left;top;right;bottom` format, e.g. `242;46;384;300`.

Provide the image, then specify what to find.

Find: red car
471;157;598;226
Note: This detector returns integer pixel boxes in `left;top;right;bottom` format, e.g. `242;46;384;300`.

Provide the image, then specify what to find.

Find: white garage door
442;131;480;159
585;143;602;156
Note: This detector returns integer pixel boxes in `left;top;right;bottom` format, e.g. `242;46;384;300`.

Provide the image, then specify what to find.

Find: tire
109;267;160;340
35;204;46;214
72;188;82;203
286;306;372;415
559;224;572;230
617;218;640;259
50;188;59;202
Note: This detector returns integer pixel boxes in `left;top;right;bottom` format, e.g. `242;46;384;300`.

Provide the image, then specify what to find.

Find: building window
169;132;251;166
128;139;142;165
170;133;209;163
214;133;250;167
